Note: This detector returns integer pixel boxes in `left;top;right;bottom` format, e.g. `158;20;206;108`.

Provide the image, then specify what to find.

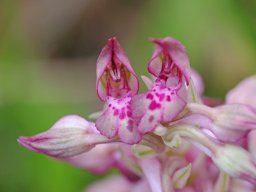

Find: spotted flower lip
130;37;191;134
148;37;190;84
96;95;142;144
132;78;188;134
96;37;139;101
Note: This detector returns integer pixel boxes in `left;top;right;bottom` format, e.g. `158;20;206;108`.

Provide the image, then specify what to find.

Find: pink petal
63;143;117;174
226;75;256;107
137;106;161;134
139;157;163;192
190;69;204;96
96;96;141;144
85;175;133;192
95;108;119;138
132;79;188;134
118;121;142;144
162;82;187;122
131;179;151;192
248;130;256;160
131;93;150;120
51;115;95;132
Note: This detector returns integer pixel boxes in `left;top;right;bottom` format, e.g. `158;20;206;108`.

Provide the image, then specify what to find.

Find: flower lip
96;37;139;101
148;37;190;85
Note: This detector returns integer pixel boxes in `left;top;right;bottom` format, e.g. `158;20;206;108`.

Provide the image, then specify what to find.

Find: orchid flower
132;38;190;134
95;37;141;144
18;37;256;192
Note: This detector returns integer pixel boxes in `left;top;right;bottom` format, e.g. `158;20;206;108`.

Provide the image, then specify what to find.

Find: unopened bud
18;115;110;158
213;144;256;184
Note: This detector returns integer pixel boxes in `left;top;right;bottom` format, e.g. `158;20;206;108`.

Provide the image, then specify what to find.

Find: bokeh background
1;0;256;191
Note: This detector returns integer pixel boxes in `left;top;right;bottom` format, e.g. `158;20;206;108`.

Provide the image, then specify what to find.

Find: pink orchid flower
18;37;256;192
132;38;190;134
95;37;141;144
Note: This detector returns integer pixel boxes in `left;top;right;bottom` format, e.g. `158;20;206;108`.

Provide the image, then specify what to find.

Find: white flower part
213;144;256;179
173;163;192;189
141;75;154;90
164;134;182;148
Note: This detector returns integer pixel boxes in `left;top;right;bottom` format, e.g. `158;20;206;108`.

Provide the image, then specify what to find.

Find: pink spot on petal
119;108;126;119
149;115;154;122
127;119;133;131
149;100;161;110
127;111;132;117
114;109;119;116
166;95;171;101
146;93;154;100
156;93;165;101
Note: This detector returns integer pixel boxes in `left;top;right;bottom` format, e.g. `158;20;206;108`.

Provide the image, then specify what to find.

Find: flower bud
226;75;256;107
213;144;256;184
18;115;111;158
210;104;256;142
213;104;256;131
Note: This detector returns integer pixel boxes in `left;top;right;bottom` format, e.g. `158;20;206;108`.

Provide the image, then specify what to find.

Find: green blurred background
1;0;256;191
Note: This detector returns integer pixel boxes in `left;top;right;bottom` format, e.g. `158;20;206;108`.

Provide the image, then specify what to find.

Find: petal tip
17;136;38;152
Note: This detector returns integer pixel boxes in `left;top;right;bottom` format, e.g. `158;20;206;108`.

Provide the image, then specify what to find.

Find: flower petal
132;79;188;134
63;143;116;174
190;69;204;96
226;75;256;107
96;96;141;144
85;175;133;192
139;157;163;192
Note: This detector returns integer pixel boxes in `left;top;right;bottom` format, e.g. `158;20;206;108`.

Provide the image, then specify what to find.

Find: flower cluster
18;37;256;192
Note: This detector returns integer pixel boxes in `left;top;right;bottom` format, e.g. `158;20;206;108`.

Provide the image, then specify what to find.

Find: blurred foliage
0;0;256;191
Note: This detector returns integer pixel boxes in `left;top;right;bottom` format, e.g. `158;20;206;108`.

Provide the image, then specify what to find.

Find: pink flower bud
18;115;111;158
226;75;256;107
187;103;256;142
213;144;256;184
211;104;256;142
